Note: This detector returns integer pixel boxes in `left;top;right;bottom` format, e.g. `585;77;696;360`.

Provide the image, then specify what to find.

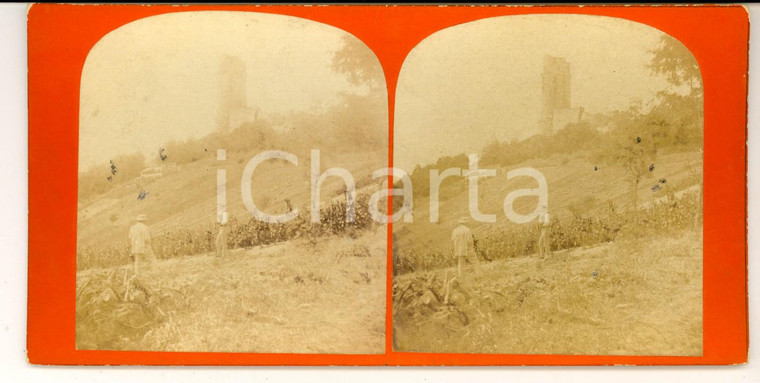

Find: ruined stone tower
217;56;247;134
539;55;573;135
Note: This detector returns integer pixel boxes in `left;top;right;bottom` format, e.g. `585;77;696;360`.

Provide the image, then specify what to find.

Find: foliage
645;34;704;148
77;193;378;271
331;35;384;89
645;92;703;148
75;269;188;350
404;153;469;199
480;122;602;169
393;191;701;275
393;228;702;355
608;107;659;209
649;35;702;96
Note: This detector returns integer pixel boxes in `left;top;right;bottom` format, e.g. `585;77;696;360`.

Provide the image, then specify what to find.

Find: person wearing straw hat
537;204;552;259
215;209;229;258
128;213;156;275
451;216;479;276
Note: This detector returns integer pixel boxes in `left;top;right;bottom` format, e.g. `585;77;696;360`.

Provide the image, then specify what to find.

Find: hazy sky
394;14;682;171
80;12;689;173
79;11;363;170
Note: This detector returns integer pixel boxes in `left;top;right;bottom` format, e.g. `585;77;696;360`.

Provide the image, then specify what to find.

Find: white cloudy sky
394;14;685;171
79;11;363;170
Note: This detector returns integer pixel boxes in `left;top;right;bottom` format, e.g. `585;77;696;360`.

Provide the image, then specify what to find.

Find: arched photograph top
392;14;703;356
76;11;388;354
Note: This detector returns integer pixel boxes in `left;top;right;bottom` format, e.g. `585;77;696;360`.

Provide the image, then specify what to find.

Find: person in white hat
128;214;156;274
215;209;229;258
537;205;552;259
451;216;479;276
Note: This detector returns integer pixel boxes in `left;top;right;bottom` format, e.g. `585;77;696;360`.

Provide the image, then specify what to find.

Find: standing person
538;205;552;259
451;216;479;277
129;214;156;275
216;209;229;257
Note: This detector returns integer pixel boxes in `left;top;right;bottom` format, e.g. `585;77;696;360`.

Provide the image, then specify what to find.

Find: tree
331;35;384;89
649;35;702;97
611;108;658;210
321;35;388;156
619;137;657;210
648;34;704;222
643;92;703;148
646;36;704;149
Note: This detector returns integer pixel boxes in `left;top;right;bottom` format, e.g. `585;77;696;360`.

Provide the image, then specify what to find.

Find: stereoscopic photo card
27;4;748;365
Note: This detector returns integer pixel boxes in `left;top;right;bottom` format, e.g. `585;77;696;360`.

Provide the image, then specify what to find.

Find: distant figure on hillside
129;214;156;275
452;216;479;276
216;209;229;257
538;205;552;259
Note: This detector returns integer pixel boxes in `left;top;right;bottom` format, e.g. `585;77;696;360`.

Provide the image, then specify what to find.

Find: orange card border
27;4;748;366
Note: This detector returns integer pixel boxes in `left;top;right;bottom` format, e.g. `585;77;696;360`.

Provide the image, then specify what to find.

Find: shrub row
78;194;376;270
392;191;701;275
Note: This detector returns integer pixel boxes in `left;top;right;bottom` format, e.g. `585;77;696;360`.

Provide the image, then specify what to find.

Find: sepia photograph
75;11;388;353
391;15;704;355
23;3;751;369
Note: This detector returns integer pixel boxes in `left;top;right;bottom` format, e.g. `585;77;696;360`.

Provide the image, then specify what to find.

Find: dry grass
76;149;385;256
393;228;702;355
76;229;386;353
393;150;702;270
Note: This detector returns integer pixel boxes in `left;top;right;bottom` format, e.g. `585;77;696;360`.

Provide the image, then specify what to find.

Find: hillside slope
76;228;387;353
77;150;386;249
393;228;702;355
393;149;701;259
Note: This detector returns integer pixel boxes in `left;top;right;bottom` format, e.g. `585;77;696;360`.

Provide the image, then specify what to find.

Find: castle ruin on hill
539;55;584;135
217;55;260;134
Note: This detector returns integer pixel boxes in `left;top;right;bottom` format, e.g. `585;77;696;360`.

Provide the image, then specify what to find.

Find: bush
393;191;701;275
77;192;378;270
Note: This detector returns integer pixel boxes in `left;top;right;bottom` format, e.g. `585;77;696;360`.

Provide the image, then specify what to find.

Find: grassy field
76;146;388;353
76;228;386;353
391;147;703;355
392;227;702;355
77;149;386;250
393;149;702;264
